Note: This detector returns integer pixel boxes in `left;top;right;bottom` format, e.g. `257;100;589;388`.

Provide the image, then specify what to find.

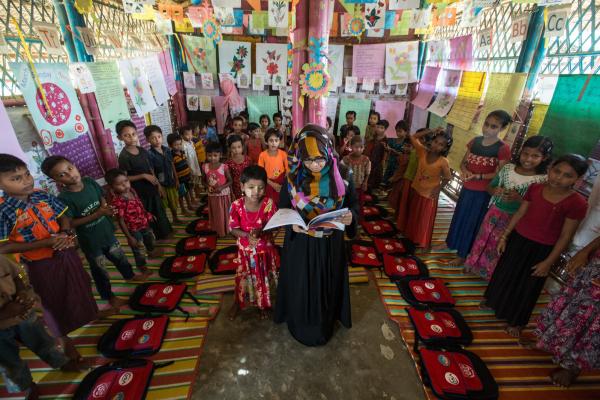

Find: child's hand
461;171;474;181
97;204;115;217
145;174;159;186
496;237;507;255
49;234;74;250
337;211;353;226
4;300;32;319
158;185;166;198
292;225;308;235
503;190;522;202
491;187;504;197
127;237;140;248
531;260;552;277
567;249;590;275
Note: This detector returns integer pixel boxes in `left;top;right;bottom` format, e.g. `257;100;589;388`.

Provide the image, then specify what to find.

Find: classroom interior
1;0;599;399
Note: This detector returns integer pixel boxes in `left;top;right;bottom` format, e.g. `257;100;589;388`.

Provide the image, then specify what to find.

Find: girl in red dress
225;134;253;200
202;142;233;237
228;165;280;320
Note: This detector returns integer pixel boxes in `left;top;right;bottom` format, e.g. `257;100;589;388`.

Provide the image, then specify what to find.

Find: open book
264;208;349;231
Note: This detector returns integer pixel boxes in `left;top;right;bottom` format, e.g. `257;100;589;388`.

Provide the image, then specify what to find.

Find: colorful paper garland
202;17;222;46
299;62;331;99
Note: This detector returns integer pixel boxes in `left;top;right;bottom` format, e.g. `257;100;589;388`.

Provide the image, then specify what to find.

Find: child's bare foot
128;273;149;282
446;257;465;266
96;306;119;319
550;367;580;387
505;325;522;338
26;383;39;400
109;296;128;308
148;248;163;258
478;300;492;310
259;309;270;320
228;302;239;321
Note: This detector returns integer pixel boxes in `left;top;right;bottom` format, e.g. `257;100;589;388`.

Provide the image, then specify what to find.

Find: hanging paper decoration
76;26;99;56
181;35;218;77
158;3;184;21
122;0;154;14
326;44;344;89
268;0;288;28
364;0;386;30
348;16;365;38
118;58;158;115
32;22;64;56
202;17;222;46
218;40;251;80
385;41;419;84
187;94;199;111
187;5;212;27
299;63;331;99
256;43;288;88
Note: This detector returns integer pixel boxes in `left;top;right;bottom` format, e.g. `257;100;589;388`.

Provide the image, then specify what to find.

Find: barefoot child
0;255;87;399
106;169;163;270
168;134;194;214
482;155;588;341
203;142;233;237
405;129;453;249
445;110;512;265
41;156;148;311
0;154;98;363
342;136;371;206
226;135;253;199
180;125;203;202
465;136;552;279
228;166;280;320
367;119;389;193
258;129;289;205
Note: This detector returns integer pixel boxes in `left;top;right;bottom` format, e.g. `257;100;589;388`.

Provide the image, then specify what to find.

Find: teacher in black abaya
274;124;359;346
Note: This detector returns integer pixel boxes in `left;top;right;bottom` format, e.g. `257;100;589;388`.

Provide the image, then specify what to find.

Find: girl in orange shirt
258;129;289;205
405;128;453;249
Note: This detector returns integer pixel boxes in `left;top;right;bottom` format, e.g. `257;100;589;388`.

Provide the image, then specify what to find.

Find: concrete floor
192;278;426;400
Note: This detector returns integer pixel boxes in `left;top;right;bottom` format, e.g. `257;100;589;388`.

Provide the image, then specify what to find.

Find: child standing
273;112;287;147
193;121;207;165
41;156;146;311
259;114;271;145
258;129;289;205
342;136;371;206
145;125;184;223
367;119;389;193
465;136;551;279
444;110;512;265
180;125;203;201
482;155;588;340
0;255;86;399
383;120;409;186
206;116;219;144
168;134;194;214
116;120;172;240
226;135;253;199
337;126;357;158
405;129;453;249
339;110;356;144
364;110;380;143
203;142;233;237
228;116;248;142
0;154;98;362
106;169;163;270
246;122;264;164
228;165;280;320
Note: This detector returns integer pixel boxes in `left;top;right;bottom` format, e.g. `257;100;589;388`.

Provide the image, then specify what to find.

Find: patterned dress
228;197;280;310
226;156;253;200
203;163;232;237
466;164;546;279
535;261;600;371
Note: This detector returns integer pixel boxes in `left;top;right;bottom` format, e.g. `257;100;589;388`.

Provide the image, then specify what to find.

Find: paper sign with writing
69;63;96;94
412;66;440;109
158;51;177;96
352;43;386;81
345;76;358;93
375;100;407;137
76;26;99;56
33;22;64;56
510;14;530;43
118;58;158;115
427;68;462;117
445;71;486;130
142;54;170;106
361;78;375;91
476;28;492;51
148;103;172;136
10;62;90;148
410;105;428;134
545;5;569;38
526;101;549;137
385;41;419;84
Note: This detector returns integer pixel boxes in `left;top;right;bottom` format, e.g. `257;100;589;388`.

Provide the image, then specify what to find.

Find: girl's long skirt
236;245;280;310
446;188;491;259
465;205;512;280
26;249;98;337
405;189;438;248
208;194;232;237
395;179;412;232
534;262;600;371
483;231;552;327
141;193;172;239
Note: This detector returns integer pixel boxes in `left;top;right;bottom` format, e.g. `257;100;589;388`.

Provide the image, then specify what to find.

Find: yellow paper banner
526;101;550;136
446;71;486;131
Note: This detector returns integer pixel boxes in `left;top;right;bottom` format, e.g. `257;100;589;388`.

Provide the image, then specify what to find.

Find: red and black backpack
373;237;414;255
397;278;456;307
73;359;172;400
175;234;217;256
185;218;215;235
97;315;169;358
407;307;472;351
159;254;207;279
362;192;377;205
360;219;397;237
360;204;388;220
419;348;498;400
383;254;429;280
129;282;200;320
346;240;382;268
208;245;241;275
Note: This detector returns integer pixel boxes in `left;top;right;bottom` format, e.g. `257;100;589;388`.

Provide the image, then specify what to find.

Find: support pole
169;35;188;127
516;6;546;94
291;0;308;134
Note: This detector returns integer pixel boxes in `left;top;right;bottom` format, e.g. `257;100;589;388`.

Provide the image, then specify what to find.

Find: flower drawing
236;45;248;58
365;7;381;28
271;0;287;25
229;45;249;78
262;50;281;78
300;62;330;99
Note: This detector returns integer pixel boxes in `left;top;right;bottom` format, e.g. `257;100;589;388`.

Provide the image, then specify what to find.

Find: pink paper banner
412;66;440;109
159;50;178;96
449;35;473;70
410;105;429;134
0;101;26;160
375;100;407;138
352;43;386;82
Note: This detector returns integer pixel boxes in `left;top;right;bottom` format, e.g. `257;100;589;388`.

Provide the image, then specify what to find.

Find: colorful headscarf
287;124;346;221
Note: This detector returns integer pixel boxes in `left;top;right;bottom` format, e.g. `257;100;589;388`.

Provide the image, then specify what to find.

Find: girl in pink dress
202;142;233;237
228;165;280;320
225;134;253;200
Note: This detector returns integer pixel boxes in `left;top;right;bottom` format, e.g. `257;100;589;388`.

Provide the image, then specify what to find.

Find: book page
308;208;349;231
263;208;307;231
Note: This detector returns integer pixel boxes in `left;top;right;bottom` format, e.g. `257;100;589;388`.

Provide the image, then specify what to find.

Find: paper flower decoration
348;16;365;38
202;17;221;46
299;63;330;99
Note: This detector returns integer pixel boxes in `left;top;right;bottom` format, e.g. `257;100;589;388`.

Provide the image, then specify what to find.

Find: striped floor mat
373;194;600;400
